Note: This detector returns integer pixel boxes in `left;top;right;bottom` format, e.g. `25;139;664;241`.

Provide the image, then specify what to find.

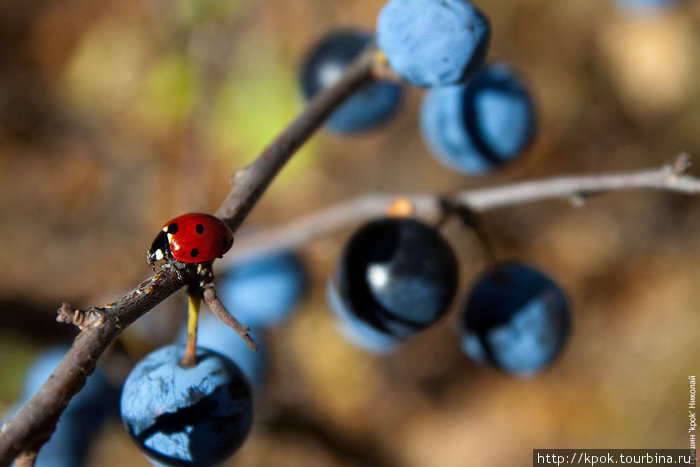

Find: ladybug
147;213;233;268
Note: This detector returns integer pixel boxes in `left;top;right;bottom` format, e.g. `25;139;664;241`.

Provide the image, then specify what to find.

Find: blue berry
421;62;536;175
120;345;253;466
12;346;120;467
459;262;570;376
327;279;401;353
300;29;403;133
612;0;681;15
332;218;458;340
176;314;266;388
377;0;490;87
219;251;306;327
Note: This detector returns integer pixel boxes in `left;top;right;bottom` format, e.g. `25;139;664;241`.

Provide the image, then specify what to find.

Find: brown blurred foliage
0;0;699;465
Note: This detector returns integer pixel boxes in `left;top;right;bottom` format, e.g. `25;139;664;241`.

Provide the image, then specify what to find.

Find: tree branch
214;47;376;230
0;46;377;466
228;154;699;263
0;266;189;465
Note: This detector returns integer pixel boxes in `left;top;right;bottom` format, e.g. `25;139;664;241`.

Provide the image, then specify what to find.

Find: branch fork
181;263;257;367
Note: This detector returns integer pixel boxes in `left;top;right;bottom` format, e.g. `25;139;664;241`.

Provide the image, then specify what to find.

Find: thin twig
202;286;257;351
0;46;377;467
226;154;699;263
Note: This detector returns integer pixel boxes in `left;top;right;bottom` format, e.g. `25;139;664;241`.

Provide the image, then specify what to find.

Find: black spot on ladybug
196;224;204;234
222;237;227;248
190;248;199;258
167;223;179;234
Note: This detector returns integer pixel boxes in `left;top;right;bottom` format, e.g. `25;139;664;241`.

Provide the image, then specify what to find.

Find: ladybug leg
195;261;215;288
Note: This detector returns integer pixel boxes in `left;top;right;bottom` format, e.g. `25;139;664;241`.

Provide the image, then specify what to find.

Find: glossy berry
177;314;267;388
421;63;536;175
120;345;253;466
10;346;120;467
459;261;570;376
332;217;458;340
377;0;490;87
327;279;401;353
147;213;233;267
219;251;306;327
300;29;403;133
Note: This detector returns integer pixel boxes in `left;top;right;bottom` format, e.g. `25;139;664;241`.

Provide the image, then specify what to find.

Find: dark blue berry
421;62;536;175
377;0;490;87
9;346;120;467
300;29;403;133
219;251;306;327
612;0;681;15
120;345;253;466
327;279;401;353
459;261;571;376
332;218;458;340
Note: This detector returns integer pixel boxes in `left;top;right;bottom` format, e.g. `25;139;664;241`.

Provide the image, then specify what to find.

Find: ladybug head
147;230;171;269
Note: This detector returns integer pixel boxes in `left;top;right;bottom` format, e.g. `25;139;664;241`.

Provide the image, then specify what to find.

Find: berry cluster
302;0;567;372
301;0;536;175
327;216;571;376
11;0;594;464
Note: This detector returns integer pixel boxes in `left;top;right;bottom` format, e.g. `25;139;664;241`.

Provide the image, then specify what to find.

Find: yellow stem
180;294;201;368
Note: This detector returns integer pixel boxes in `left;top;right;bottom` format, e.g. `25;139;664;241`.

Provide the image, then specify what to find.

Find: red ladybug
147;213;233;268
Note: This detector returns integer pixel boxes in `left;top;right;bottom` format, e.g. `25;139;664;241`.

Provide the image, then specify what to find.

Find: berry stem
181;293;201;368
438;198;499;269
465;213;499;270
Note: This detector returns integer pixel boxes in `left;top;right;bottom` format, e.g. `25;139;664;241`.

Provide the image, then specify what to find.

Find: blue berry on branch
330;217;458;342
327;278;402;353
120;345;253;466
300;29;403;134
612;0;682;15
377;0;490;87
459;261;570;376
421;63;536;175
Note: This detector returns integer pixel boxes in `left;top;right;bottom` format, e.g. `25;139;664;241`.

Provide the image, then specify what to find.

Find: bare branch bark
0;266;188;465
228;154;699;263
0;46;377;466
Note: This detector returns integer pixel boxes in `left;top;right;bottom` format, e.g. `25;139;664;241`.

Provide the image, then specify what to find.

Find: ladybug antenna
147;231;171;269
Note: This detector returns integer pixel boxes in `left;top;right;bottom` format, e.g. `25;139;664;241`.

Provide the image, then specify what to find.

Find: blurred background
0;0;699;465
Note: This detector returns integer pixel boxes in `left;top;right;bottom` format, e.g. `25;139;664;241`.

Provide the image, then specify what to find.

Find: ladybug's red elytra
147;213;233;268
